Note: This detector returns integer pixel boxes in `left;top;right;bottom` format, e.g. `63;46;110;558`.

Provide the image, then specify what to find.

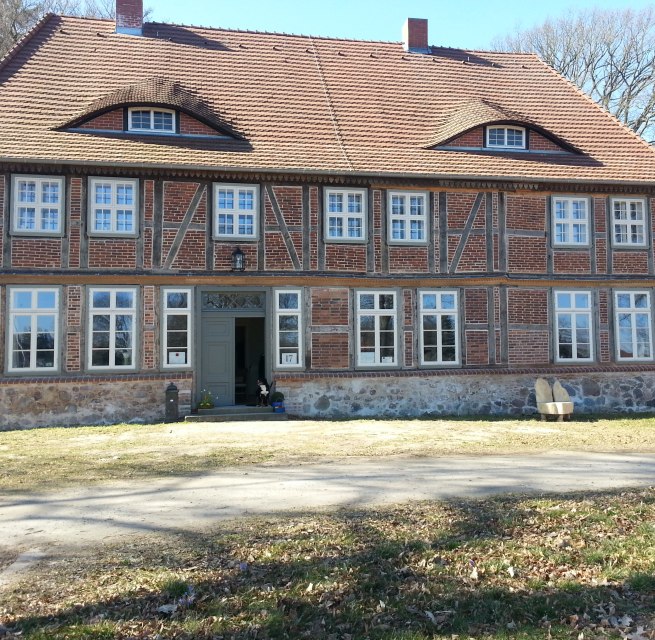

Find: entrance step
184;405;287;422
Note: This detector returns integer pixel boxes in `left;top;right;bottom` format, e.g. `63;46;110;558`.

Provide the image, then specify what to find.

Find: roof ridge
0;12;56;79
530;53;655;154
308;36;353;171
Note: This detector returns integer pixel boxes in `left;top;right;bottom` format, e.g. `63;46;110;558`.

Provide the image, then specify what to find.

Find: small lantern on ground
231;247;246;271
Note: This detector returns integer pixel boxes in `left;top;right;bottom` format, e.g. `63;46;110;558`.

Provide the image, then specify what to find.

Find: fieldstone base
0;376;193;430
277;371;655;418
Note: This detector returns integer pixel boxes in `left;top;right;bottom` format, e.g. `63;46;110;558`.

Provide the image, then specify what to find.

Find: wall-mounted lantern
231;246;246;272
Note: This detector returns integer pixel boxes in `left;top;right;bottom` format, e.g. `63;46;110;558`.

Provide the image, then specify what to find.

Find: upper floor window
486;126;525;149
356;291;397;367
552;196;589;246
88;178;138;237
419;291;459;366
88;287;137;370
162;289;192;368
12;176;64;235
615;291;653;361
128;108;176;133
388;191;428;244
554;291;593;362
214;184;258;240
612;198;647;247
7;287;59;373
324;188;366;242
274;289;302;368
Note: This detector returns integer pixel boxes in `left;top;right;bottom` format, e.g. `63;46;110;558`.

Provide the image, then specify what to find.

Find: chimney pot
402;18;428;53
116;0;143;35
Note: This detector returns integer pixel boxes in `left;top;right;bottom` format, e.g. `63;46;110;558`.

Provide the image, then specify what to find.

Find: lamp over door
231;246;246;271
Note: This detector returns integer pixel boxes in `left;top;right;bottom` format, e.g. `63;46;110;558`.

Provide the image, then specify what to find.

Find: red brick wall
179;112;219;136
508;330;549;365
164;181;198;224
529;132;562;151
465;330;489;365
506;195;546;231
507;237;547;272
214;242;258;271
613;251;649;274
447;128;483;147
553;251;591;273
508;289;548;324
142;285;156;370
388;246;428;273
465;288;487;323
311;333;349;369
79;109;124;130
12;238;61;268
88;239;137;269
447;192;478;228
65;285;82;372
311;288;349;325
457;235;487;272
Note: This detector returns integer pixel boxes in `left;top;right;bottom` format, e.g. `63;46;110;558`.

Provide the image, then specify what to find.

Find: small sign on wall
168;351;186;365
282;353;298;365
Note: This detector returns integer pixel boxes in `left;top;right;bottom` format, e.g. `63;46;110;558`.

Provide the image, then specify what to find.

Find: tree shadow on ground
7;488;655;639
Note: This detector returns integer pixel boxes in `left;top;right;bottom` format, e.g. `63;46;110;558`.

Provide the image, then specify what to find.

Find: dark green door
200;315;235;406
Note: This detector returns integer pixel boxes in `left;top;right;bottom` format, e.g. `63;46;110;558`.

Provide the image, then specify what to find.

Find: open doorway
234;317;266;405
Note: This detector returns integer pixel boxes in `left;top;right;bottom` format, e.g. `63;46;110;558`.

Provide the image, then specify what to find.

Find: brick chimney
402;18;429;53
116;0;143;35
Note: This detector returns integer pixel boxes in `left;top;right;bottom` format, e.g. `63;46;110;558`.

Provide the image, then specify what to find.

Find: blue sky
148;0;653;49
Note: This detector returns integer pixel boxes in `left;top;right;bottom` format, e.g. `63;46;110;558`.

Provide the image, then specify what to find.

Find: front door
200;315;235;406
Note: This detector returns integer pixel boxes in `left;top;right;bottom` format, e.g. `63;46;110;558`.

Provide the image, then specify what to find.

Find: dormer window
127;107;176;133
486;126;525;149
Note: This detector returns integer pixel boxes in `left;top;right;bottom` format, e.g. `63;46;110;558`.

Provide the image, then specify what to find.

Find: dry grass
1;415;655;492
2;488;655;639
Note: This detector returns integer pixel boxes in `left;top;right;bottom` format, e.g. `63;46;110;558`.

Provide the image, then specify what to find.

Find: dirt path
2;451;654;557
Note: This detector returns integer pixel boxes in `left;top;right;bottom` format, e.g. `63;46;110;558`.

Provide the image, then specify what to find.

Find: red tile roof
1;14;654;184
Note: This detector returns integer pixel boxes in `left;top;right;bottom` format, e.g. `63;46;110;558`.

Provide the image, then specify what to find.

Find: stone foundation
277;371;655;418
0;375;193;430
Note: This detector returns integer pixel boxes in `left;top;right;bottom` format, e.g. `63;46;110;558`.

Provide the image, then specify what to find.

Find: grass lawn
1;488;655;639
1;415;655;492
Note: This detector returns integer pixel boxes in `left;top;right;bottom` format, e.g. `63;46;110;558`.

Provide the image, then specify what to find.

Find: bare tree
493;7;655;143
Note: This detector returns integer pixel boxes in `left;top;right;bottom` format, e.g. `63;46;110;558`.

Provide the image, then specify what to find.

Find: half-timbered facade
2;4;655;427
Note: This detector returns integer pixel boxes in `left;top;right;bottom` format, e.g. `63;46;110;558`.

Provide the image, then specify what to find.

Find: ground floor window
274;289;302;368
356;291;397;366
88;287;137;369
419;290;459;365
554;291;593;362
163;288;192;368
8;287;59;372
615;291;653;361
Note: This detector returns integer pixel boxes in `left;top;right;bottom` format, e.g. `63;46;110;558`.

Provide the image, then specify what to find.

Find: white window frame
274;289;303;369
213;183;259;240
127;107;176;134
552;196;590;247
162;288;193;369
11;175;64;236
387;191;428;245
614;290;653;362
554;290;594;363
486;125;526;149
356;290;398;367
324;188;367;243
87;287;138;370
611;198;648;248
419;290;460;366
7;287;59;373
88;178;139;237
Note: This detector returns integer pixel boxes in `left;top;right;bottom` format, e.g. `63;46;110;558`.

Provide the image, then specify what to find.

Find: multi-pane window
612;198;647;247
12;176;64;234
388;191;428;243
356;291;397;366
615;291;653;361
7;288;59;372
554;291;593;362
275;289;302;367
324;188;366;241
419;291;459;365
89;178;138;235
88;288;137;369
486;126;526;149
552;197;589;246
128;108;175;133
163;289;192;368
214;184;258;239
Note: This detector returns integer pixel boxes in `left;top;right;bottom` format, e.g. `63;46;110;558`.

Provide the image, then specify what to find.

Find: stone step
184;412;287;422
197;405;275;416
